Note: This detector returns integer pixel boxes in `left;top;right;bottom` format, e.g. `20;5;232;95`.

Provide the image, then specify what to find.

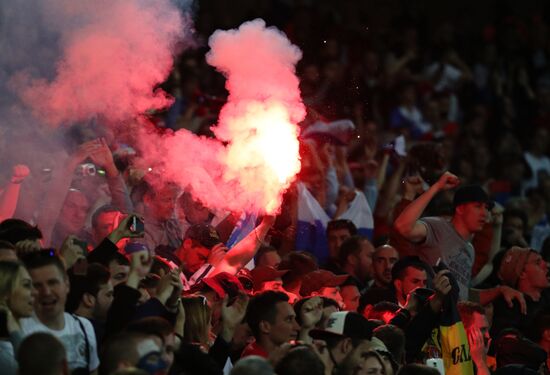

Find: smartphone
128;216;145;234
413;287;435;305
432;259;449;273
425;358;445;374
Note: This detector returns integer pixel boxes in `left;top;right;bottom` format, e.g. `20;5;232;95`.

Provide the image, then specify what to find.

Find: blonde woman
181;295;212;349
172;292;249;375
355;350;391;375
0;261;36;375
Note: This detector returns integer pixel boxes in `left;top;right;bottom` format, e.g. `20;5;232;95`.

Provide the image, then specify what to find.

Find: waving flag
296;182;373;264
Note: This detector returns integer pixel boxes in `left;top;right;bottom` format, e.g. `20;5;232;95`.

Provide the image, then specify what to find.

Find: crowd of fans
1;1;550;374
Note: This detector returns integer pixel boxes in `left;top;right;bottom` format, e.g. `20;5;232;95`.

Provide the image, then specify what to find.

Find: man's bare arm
393;172;460;243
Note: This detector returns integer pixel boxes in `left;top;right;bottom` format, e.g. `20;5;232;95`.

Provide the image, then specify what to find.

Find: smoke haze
1;2;302;216
138;19;304;214
4;0;187;126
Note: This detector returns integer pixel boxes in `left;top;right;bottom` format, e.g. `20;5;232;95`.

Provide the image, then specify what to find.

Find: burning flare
146;19;305;215
207;19;304;214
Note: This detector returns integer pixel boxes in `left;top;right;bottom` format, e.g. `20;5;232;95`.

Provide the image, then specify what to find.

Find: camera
77;163;96;177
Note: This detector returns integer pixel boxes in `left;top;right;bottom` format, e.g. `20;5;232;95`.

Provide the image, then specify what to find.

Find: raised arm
36;141;99;245
393;172;460;243
88;138;133;212
210;215;276;276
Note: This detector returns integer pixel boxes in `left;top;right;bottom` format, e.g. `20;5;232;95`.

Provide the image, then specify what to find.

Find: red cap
250;266;289;290
300;270;349;296
201;272;244;299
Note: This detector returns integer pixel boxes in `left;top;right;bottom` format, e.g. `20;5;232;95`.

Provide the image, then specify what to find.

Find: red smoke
140;19;304;215
13;0;185;126
11;2;303;215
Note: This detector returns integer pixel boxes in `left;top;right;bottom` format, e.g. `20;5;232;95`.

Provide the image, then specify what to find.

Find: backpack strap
72;314;90;369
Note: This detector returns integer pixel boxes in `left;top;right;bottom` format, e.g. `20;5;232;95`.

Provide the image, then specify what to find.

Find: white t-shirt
20;313;99;372
425;62;463;92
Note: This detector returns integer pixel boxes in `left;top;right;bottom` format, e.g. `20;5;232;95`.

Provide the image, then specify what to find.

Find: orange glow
221;101;301;214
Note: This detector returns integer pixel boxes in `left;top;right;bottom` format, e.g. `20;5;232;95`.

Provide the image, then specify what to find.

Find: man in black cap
394;172;525;307
309;311;377;374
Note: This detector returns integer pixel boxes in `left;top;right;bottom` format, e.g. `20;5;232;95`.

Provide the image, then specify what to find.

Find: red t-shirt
240;340;269;358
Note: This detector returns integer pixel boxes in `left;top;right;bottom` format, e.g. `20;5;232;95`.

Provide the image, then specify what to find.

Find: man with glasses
491;247;550;338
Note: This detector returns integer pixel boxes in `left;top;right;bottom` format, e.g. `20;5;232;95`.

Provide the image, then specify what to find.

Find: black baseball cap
453;185;494;209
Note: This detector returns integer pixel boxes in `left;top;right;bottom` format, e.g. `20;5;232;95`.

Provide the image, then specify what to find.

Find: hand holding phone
128;215;145;234
425;358;445;374
108;214;145;245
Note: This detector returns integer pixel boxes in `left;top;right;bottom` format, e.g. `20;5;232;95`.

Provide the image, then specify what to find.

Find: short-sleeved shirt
20;313;99;372
416;217;474;300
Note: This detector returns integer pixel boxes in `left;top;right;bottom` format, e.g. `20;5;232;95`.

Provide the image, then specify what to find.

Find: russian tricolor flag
296;182;373;264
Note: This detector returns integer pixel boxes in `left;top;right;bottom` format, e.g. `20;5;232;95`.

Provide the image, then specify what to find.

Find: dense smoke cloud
1;1;303;216
3;0;187;126
139;19;304;214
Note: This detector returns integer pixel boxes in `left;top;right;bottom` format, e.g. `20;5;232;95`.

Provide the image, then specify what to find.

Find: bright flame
207;19;305;214
136;19;304;215
221;101;301;214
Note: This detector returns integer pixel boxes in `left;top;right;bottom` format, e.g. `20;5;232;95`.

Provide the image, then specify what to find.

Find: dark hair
22;253;66;280
366;302;399;321
374;324;406;365
17;332;67;375
338;235;370;266
293;297;317;326
0;218;42;244
280;251;318;286
150;256;172;276
66;263;111;313
91;205;120;230
322;296;341;310
0;240;16;250
246;291;289;338
457;301;485;329
391;256;431;281
274;346;325;375
131;180;155;203
108;252;130;267
100;332;145;375
231;355;274;375
134;180;178;203
126;316;174;342
527;311;550;343
255;245;279;266
397;364;440;375
503;208;528;232
326;219;357;236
